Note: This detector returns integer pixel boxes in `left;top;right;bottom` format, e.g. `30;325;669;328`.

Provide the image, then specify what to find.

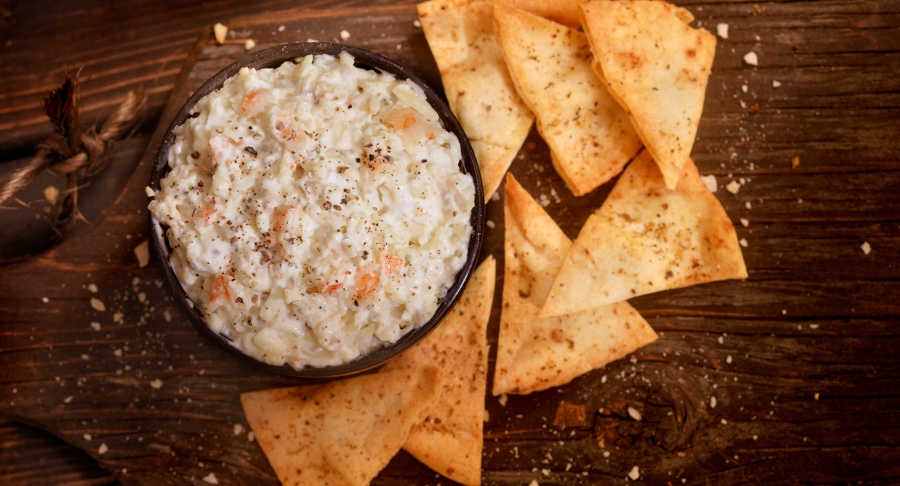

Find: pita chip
581;0;716;189
381;257;495;486
494;174;657;395
539;150;747;318
241;367;442;486
418;0;534;199
494;0;641;196
503;0;584;29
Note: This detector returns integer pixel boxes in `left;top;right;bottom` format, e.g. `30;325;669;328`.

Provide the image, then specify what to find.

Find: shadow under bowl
147;43;484;378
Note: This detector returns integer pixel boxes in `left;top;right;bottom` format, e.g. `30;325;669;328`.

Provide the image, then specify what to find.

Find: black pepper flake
235;297;244;303
244;146;258;156
369;154;374;162
362;251;369;260
190;151;200;159
356;157;361;163
421;159;427;163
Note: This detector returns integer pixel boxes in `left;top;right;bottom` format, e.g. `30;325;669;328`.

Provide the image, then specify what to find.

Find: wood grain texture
1;0;899;485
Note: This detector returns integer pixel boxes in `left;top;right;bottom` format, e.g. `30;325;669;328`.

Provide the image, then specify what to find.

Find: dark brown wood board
2;1;900;485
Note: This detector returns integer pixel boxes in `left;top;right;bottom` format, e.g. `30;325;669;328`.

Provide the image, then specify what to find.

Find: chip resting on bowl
381;256;495;486
493;0;641;196
417;0;534;200
494;174;657;395
539;150;748;318
240;367;442;486
581;0;715;190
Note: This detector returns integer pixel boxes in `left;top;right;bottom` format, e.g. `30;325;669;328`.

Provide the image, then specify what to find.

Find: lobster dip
148;52;475;369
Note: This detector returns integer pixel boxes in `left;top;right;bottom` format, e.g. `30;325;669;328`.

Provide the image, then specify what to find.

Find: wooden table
2;1;899;484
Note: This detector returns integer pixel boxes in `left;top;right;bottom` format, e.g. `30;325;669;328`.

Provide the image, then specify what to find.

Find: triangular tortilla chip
539;150;747;318
381;257;495;486
494;174;657;395
241;367;442;486
418;0;535;200
503;0;584;29
580;0;715;189
494;0;641;196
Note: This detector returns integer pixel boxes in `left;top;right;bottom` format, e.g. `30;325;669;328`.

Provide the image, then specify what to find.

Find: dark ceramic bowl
148;43;484;378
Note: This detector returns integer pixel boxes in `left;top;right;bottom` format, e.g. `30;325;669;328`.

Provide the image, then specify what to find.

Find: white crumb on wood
700;175;717;193
772;80;782;88
861;241;871;255
150;379;163;389
203;473;219;484
90;322;101;331
213;23;228;44
726;180;741;194
499;393;508;406
244;39;256;50
628;465;640;480
340;30;350;41
98;443;108;454
90;298;106;311
743;51;758;66
234;424;245;436
627;407;642;421
717;23;729;39
134;240;150;268
740;218;749;227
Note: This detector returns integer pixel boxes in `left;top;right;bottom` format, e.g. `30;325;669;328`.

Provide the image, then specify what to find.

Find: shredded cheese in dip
149;52;474;368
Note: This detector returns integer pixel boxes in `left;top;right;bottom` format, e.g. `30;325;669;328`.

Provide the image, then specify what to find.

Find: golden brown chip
494;174;657;395
418;0;534;200
503;0;583;29
241;367;442;486
381;257;495;486
581;0;715;189
493;0;641;196
539;150;747;318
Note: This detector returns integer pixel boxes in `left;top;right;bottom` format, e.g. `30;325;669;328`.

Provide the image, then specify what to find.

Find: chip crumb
98;443;108;454
740;218;749;227
486;220;496;229
700;174;717;193
44;185;59;205
90;322;101;331
134;240;150;268
739;238;748;248
814;393;820;400
716;23;729;39
809;324;820;329
145;186;157;197
203;473;219;484
64;395;73;404
414;19;422;28
627;465;640;480
725;180;741;194
491;191;501;202
114;349;123;357
87;283;98;293
278;25;285;32
791;156;800;169
90;298;106;311
42;297;49;303
213;23;228;44
710;396;717;409
782;309;787;315
113;312;124;323
244;39;256;50
745;201;752;209
499;393;508;406
541;468;550;476
340;30;351;41
247;431;256;442
528;481;539;486
81;354;90;360
726;355;733;364
84;433;92;441
743;51;759;66
721;418;728;425
627;406;642;421
150;379;163;389
772;80;782;88
861;241;871;255
163;310;172;322
741;84;748;93
234;423;245;436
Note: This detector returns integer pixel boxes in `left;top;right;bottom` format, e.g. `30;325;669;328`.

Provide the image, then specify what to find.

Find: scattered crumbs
306;38;318;42
739;238;748;248
247;431;256;442
814;393;820;400
87;283;99;293
721;418;728;425
861;241;871;255
414;19;422;28
603;451;610;458
725;180;741;194
566;463;572;472
791;156;800;169
772;80;782;88
44;185;59;205
528;481;539;486
114;349;123;357
627;407;642;421
81;354;90;360
163;310;172;322
90;322;101;331
150;379;163;389
203;473;219;484
782;309;787;315
491;191;501;202
745;201;752;209
98;443;108;455
541;469;550;476
710;396;717;409
538;193;551;207
601;375;607;384
726;355;733;364
700;175;717;193
244;39;256;50
64;396;73;404
499;393;508;406
740;99;747;109
277;25;285;32
743;51;758;66
716;23;729;39
213;23;228;45
486;220;496;229
90;298;106;312
42;297;49;303
396;44;402;50
741;84;748;93
234;424;245;436
627;465;640;481
113;312;124;323
809;324;820;329
755;34;761;41
134;240;150;268
753;435;758;440
340;30;351;41
740;218;749;227
717;336;724;344
682;479;687;484
84;433;92;441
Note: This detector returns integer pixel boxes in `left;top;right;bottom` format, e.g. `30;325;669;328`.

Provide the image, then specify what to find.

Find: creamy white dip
149;52;475;368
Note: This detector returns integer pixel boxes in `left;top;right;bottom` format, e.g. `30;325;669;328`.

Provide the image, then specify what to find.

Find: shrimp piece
321;271;351;296
272;206;299;256
241;88;274;118
381;252;403;276
201;196;217;226
209;274;233;302
384;107;439;144
355;271;380;301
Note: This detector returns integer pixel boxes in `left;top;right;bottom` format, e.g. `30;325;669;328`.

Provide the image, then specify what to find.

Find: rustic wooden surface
2;0;900;484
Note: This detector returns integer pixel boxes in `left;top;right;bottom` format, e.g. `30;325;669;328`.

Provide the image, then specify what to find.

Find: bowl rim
147;42;485;378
